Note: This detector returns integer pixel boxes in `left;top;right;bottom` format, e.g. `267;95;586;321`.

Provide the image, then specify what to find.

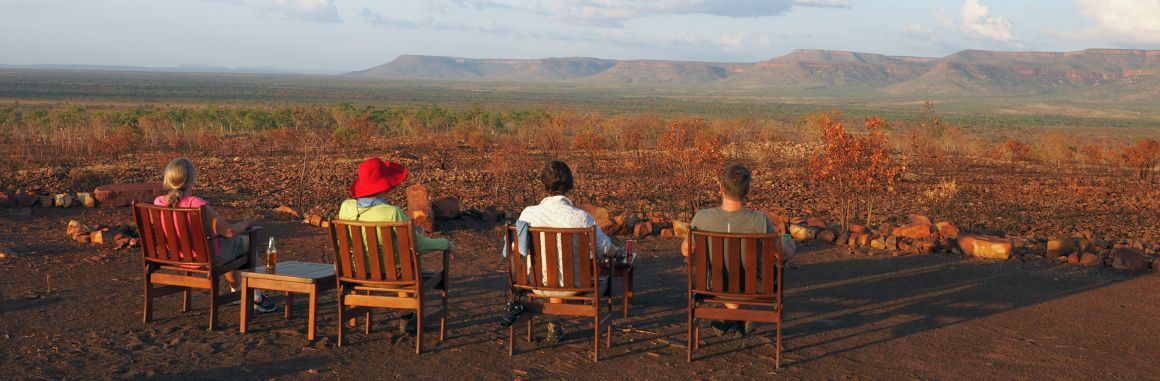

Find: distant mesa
345;48;1160;96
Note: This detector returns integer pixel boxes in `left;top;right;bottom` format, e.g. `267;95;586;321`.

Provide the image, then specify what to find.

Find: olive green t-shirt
690;207;773;234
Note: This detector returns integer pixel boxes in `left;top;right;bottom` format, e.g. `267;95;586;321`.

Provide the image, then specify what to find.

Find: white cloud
265;0;340;23
717;32;748;49
445;0;850;27
959;0;1014;43
1071;0;1160;44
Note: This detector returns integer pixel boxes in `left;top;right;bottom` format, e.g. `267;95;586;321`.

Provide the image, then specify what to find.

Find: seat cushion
532;276;609;297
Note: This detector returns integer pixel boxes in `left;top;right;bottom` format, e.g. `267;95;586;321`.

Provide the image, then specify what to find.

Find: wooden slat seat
329;219;450;354
133;202;260;331
504;225;614;361
686;229;784;368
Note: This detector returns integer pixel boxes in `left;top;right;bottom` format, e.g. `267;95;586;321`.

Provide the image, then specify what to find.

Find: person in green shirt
337;157;456;255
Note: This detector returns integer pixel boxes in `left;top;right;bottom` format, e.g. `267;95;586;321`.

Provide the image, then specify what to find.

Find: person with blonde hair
153;157;277;314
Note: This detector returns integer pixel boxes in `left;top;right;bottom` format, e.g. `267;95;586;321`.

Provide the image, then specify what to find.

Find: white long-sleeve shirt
517;195;614;287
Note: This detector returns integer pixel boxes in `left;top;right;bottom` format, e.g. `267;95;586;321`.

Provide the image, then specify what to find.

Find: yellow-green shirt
336;198;450;253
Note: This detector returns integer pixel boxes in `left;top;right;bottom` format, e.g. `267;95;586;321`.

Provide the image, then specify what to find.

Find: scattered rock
0;192;14;208
634;221;654;238
836;231;850;246
870;237;888;250
660;228;675;237
1110;248;1150;272
789;224;816;241
482;205;500;224
806;218;827;229
1046;237;1077;260
816;228;837;244
54;193;75;208
1066;252;1080;265
91;229;115;245
958;235;1013;260
578;204;613;232
431;197;460;219
405;184;434;233
14;191;36;207
67;220;89;237
76;192;96;208
1080;252;1103;268
908;214;932;226
0;244;19;259
892;224;932;240
93;182;166;207
38;195;54;208
848;224;868;234
935;221;959;239
274;204;300;218
673;221;690;238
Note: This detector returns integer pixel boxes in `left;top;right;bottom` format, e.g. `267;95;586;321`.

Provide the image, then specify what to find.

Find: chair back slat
329;220;420;285
396;226;416;282
744;239;759;295
507;225;599;292
688;230;782;298
725;237;742;293
378;226;398;282
709;236;725;293
349;226;369;279
132;203;214;266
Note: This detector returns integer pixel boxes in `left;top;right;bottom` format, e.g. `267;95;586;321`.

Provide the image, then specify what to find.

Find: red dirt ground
2;204;1158;380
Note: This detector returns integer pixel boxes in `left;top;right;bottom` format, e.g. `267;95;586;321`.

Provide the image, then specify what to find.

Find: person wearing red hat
336;157;456;335
336;157;455;255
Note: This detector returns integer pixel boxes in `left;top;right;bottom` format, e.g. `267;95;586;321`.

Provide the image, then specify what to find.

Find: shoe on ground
710;320;731;336
254;292;277;314
546;321;566;343
398;314;417;335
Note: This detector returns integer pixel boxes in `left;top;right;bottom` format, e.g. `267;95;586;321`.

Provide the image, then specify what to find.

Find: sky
1;0;1158;73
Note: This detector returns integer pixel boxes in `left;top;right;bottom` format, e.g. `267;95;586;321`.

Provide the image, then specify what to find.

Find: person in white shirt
516;160;616;342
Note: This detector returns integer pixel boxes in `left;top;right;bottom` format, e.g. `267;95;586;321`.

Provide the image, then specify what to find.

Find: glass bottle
265;237;277;273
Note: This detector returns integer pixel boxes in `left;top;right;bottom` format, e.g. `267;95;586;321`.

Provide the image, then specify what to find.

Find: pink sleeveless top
153;195;218;263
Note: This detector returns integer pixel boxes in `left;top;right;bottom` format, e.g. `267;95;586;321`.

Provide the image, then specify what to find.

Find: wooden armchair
328;219;449;353
504;225;613;361
133;202;259;331
686;229;784;368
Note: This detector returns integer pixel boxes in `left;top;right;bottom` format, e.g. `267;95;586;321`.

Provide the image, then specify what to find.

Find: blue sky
1;0;1157;73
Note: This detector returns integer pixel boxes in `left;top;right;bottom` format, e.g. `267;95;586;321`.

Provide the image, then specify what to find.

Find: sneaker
546;321;565;343
397;313;417;335
710;320;743;336
253;292;277;314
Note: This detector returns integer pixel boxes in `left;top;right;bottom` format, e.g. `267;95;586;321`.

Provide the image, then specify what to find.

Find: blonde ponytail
163;158;197;207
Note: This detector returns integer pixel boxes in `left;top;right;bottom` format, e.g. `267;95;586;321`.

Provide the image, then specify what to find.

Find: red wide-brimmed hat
349;157;408;198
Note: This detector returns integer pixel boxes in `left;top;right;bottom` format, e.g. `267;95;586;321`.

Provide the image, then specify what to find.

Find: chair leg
776;320;782;370
440;289;448;341
415;307;424;354
337;293;345;347
182;288;191;313
526;316;533;342
142;268;153;323
508;323;515;356
364;291;373;334
208;276;219;331
687;311;694;362
593;313;601;362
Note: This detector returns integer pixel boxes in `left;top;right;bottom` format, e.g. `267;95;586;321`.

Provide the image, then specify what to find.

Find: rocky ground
1;203;1159;380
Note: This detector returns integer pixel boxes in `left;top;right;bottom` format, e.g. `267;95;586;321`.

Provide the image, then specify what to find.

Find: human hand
447;241;457;261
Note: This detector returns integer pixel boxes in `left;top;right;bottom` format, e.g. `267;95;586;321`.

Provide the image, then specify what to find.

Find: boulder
93;183;165;207
789;224;816;241
90;229;115;245
958;235;1013;260
1110;248;1150;272
1066;253;1080;265
15;191;37;207
908;214;932;226
848;224;868;234
886;235;900;250
0;192;14;208
431;197;460;219
54;193;75;208
634;221;654;238
66;220;89;237
892;224;932;240
856;234;872;247
76;192;96;208
38;195;54;208
405;184;434;233
765;211;788;235
806;218;827;229
482;205;500;224
578;204;613;232
816;229;837;244
935;221;960;239
274;204;300;218
870;237;888;250
673;221;690;238
1153;257;1160;273
1080;253;1103;268
836;231;850;246
1046;237;1077;259
660;228;675;237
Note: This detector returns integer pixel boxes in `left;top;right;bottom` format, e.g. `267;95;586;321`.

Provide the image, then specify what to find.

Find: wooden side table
240;261;336;341
602;253;635;318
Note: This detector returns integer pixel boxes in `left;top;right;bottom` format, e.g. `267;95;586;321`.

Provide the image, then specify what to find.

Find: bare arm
681;236;691;257
202;205;254;237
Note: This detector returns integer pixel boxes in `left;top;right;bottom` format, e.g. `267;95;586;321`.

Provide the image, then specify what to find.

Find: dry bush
656;117;725;214
991;138;1033;173
808;113;902;228
66;167;114;192
1122;138;1160;182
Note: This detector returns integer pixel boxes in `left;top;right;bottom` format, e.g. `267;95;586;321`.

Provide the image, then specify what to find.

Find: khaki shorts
533;276;609;297
214;235;249;264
